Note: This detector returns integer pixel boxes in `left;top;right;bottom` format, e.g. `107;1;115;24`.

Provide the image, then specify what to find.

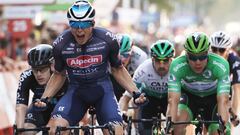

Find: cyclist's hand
231;116;240;127
132;91;149;106
229;108;240;127
33;97;49;111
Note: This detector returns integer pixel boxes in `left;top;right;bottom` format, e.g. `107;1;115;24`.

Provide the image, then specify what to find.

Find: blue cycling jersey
51;27;123;125
228;52;240;84
53;27;122;84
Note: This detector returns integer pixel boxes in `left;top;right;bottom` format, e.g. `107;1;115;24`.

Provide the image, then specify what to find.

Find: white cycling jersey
126;46;148;75
123;59;168;98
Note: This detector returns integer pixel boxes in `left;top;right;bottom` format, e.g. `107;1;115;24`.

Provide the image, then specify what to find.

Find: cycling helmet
210;31;232;48
67;0;95;22
28;44;53;68
184;32;210;54
150;40;175;59
119;34;133;54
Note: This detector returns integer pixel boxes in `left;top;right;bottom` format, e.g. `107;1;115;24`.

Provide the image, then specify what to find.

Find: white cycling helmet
67;0;95;22
210;31;232;48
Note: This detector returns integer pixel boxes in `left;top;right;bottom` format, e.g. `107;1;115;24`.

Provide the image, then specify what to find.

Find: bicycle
55;106;115;135
165;113;226;135
13;124;50;135
126;112;166;135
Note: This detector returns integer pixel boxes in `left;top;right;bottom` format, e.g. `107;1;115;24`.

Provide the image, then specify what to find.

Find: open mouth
77;34;85;39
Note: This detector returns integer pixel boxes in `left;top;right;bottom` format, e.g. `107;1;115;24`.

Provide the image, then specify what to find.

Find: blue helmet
67;0;95;22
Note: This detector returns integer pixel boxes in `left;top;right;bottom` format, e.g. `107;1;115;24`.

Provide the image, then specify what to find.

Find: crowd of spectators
0;14;240;73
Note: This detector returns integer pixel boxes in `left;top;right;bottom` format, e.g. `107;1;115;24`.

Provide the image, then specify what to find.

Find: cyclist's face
32;66;51;85
152;57;172;76
211;47;229;59
187;52;208;74
70;24;93;45
120;52;132;67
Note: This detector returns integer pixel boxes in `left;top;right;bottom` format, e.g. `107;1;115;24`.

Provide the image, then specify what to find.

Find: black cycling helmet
27;44;53;68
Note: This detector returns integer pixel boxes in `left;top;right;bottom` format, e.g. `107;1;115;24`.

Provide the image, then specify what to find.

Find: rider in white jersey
125;45;148;75
119;40;175;135
111;34;148;100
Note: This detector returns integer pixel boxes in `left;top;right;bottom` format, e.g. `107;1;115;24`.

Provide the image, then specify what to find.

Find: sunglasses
211;47;226;53
69;21;93;29
187;53;208;61
120;52;131;58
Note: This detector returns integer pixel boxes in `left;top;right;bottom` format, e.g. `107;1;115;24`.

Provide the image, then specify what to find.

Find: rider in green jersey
167;32;231;135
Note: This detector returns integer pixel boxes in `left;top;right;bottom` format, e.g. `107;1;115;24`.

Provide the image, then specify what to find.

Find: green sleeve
168;58;183;93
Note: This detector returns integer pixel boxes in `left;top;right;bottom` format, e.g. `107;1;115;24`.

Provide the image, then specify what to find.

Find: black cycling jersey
16;69;67;105
228;52;240;85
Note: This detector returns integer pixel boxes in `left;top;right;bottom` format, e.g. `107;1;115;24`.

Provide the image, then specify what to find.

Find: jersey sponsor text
67;55;102;68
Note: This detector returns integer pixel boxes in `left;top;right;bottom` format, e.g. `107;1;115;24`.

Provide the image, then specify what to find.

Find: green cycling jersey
168;53;230;97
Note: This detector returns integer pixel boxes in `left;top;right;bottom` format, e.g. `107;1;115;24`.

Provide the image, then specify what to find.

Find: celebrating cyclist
125;40;175;135
210;31;240;126
167;32;231;135
15;44;67;135
34;1;146;135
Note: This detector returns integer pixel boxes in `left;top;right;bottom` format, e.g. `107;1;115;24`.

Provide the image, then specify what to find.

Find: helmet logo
74;4;89;17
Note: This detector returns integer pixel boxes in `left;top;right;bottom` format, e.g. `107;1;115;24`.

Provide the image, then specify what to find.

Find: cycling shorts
51;79;123;126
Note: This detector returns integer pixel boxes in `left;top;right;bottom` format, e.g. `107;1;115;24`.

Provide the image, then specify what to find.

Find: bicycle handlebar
165;115;226;134
13;125;50;135
55;124;115;135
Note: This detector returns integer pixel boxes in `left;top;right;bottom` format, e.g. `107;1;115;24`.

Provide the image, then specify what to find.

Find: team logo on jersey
53;35;64;46
169;74;176;82
67;55;102;68
70;43;75;47
202;69;212;78
233;61;240;69
106;32;118;40
222;76;230;83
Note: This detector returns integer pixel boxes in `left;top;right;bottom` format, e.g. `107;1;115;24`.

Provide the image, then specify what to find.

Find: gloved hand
132;91;149;106
33;97;49;111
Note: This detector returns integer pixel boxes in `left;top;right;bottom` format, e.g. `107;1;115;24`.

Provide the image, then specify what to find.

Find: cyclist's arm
111;65;138;94
41;71;66;99
231;83;240;114
15;104;27;128
119;92;132;113
166;92;180;122
217;93;230;124
15;70;31;128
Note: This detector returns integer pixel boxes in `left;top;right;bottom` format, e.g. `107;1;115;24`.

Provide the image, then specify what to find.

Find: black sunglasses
187;53;208;61
211;47;226;53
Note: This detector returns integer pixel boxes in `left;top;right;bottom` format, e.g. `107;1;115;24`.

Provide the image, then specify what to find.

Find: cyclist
167;32;231;135
15;44;67;135
121;40;175;135
34;1;146;135
210;31;240;125
111;34;148;101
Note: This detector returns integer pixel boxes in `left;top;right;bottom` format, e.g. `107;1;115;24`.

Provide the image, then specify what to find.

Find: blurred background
0;0;239;134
